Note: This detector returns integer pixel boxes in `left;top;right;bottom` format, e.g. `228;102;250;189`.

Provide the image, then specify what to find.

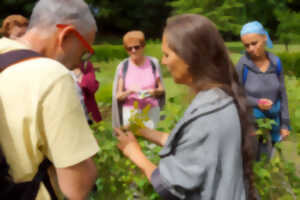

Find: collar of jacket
241;51;279;74
159;88;234;157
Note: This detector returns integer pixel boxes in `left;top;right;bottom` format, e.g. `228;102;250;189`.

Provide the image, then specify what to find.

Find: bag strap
21;159;57;200
276;57;282;78
122;59;129;91
0;49;41;72
242;64;248;85
149;59;158;88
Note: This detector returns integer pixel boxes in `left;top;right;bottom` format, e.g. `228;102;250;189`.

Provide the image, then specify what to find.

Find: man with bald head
0;0;99;199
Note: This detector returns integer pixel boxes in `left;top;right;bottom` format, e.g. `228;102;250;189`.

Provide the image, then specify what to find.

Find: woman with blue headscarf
236;21;290;160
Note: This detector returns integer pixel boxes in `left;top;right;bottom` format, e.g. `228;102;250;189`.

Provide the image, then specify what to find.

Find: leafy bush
91;43;164;63
90;120;161;200
285;76;300;134
254;118;300;200
92;45;127;62
278;52;300;77
89;96;185;200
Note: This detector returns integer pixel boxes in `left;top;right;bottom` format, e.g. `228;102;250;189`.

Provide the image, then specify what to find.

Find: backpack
0;49;57;200
122;58;157;90
242;57;282;85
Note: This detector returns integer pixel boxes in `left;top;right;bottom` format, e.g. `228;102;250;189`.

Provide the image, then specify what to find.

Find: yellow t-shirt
0;38;100;199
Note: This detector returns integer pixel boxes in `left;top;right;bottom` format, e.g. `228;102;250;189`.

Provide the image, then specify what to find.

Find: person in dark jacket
236;21;290;160
73;61;102;124
115;14;257;200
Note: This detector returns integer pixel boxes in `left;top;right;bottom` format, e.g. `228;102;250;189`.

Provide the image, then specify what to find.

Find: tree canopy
0;0;299;41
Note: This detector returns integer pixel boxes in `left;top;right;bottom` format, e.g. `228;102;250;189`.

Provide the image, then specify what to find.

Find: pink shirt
119;58;160;109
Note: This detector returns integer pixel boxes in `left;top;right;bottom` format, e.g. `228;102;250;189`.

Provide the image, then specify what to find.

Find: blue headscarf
240;21;273;49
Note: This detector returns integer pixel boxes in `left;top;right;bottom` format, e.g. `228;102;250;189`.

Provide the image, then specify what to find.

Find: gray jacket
151;88;246;200
236;52;290;130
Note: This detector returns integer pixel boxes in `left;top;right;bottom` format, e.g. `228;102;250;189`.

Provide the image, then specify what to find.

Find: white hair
28;0;97;35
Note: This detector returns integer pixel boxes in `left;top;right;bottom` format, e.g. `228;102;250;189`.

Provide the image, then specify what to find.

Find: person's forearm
139;128;168;146
130;149;157;181
57;159;98;200
117;91;129;101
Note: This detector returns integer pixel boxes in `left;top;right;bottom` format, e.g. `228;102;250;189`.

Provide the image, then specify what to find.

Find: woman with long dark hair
115;14;256;200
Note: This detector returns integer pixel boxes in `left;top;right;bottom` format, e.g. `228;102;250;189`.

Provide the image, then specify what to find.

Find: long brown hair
164;14;256;200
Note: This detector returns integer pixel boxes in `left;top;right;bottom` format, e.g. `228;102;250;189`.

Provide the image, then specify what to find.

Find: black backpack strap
38;159;57;200
21;159;57;200
0;49;41;72
122;59;129;91
149;59;157;88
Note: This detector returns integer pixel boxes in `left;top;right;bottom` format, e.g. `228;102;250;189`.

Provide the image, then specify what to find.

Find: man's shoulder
25;57;69;75
0;56;71;94
7;57;70;82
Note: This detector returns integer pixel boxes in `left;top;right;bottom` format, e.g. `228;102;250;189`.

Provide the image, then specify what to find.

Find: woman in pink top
112;30;165;129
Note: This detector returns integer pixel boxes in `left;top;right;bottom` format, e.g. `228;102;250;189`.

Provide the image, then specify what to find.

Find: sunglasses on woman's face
126;45;142;52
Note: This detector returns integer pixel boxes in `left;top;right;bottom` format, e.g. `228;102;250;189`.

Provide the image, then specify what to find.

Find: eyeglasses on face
126;45;142;52
56;24;94;61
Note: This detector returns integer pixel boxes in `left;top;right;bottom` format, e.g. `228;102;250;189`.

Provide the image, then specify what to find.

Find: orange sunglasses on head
56;24;94;61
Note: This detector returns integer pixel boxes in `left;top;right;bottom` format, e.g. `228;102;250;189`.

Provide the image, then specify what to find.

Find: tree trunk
284;42;289;52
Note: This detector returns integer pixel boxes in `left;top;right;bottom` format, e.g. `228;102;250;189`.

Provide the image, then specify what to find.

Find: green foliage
168;0;300;40
157;96;186;131
0;0;34;20
1;0;300;41
91;43;163;62
284;76;300;133
86;0;172;37
254;101;300;199
126;102;151;135
276;9;300;51
89;120;162;200
91;45;127;62
168;0;245;36
89;96;186;200
254;143;300;200
278;52;300;77
256;118;276;143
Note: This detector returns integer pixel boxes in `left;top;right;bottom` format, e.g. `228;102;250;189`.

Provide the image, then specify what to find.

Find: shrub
92;45;127;62
90;120;162;200
278;52;300;77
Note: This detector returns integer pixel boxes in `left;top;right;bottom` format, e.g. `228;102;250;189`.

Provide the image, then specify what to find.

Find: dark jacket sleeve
151;168;180;200
278;60;290;130
79;61;99;94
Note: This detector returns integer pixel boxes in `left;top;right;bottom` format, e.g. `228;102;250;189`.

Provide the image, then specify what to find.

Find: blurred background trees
0;0;300;42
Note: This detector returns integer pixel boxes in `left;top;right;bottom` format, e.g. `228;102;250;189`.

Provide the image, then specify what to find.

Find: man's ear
57;25;76;50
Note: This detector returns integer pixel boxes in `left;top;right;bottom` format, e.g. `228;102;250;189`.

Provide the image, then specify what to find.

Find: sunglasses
126;45;142;52
56;24;94;61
